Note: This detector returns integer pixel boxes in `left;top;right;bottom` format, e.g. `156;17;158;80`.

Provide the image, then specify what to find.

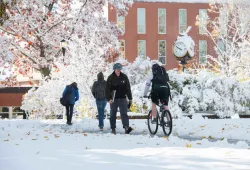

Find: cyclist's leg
151;91;159;118
152;102;157;118
159;87;170;110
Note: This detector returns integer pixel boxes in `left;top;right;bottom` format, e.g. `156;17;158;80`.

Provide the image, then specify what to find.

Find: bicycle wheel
147;110;159;135
161;110;172;136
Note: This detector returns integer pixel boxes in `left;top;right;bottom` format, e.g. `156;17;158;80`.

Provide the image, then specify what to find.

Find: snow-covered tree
21;0;133;118
196;0;250;79
0;0;132;80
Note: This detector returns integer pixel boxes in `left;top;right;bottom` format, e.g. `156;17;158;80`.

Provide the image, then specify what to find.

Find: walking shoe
125;127;133;134
151;118;157;124
99;127;104;131
111;128;116;135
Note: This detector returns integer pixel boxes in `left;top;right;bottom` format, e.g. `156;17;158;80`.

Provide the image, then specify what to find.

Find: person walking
62;82;79;125
105;63;133;134
92;72;107;131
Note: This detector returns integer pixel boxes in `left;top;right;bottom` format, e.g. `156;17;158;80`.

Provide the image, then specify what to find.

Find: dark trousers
96;100;107;128
65;104;74;123
110;99;129;129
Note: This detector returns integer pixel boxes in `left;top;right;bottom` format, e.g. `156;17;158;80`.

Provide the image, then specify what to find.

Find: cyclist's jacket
143;73;171;99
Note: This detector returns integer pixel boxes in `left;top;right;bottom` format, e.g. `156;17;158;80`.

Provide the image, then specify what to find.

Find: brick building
108;0;216;70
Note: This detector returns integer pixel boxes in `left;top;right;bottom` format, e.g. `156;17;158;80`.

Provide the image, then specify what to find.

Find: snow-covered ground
1;117;250;170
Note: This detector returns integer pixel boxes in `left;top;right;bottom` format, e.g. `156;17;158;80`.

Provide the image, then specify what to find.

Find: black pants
151;86;170;106
65;104;74;123
110;99;129;129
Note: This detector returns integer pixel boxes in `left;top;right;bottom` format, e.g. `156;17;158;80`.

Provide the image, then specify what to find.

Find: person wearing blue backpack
91;72;107;131
143;64;170;124
62;82;79;125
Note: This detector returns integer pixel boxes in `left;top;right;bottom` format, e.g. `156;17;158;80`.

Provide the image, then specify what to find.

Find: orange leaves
186;143;192;148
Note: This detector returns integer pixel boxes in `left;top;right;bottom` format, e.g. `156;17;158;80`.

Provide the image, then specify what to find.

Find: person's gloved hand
128;100;132;109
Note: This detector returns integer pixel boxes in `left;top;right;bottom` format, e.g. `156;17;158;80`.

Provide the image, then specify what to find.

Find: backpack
152;65;169;88
60;85;73;106
94;81;106;100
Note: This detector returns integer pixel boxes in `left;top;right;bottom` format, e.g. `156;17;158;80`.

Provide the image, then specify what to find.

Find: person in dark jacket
105;63;133;134
92;72;107;131
62;82;79;125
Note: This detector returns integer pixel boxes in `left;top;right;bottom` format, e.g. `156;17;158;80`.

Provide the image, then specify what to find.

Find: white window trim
138;40;146;57
117;12;125;34
179;9;187;34
137;8;146;34
199;9;207;34
158;8;166;34
199;40;207;64
120;40;125;58
158;40;166;65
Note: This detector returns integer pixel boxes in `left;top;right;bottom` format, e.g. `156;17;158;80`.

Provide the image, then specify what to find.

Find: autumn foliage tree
0;0;132;81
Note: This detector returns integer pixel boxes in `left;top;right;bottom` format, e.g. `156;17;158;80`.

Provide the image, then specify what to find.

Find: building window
179;9;187;34
138;40;146;57
199;40;207;64
199;9;208;34
158;40;166;65
117;12;125;34
217;39;226;54
137;8;146;34
158;8;166;34
119;40;125;58
220;8;228;36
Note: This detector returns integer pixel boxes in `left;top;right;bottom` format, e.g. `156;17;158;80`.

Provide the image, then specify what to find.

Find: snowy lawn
0;117;250;170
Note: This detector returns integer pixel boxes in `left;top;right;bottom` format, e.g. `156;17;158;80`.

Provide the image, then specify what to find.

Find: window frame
199;40;208;64
158;8;166;34
199;9;208;34
137;8;146;34
158;40;166;65
138;40;146;57
117;12;125;34
119;40;125;58
179;9;187;34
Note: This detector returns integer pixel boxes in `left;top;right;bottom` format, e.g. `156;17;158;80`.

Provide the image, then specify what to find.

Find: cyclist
143;63;170;123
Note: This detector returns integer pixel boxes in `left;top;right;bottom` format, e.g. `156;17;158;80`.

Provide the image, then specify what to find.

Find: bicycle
144;96;173;136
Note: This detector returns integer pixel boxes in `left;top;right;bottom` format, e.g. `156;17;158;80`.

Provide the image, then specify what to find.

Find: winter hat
71;82;77;88
113;63;123;70
97;72;104;80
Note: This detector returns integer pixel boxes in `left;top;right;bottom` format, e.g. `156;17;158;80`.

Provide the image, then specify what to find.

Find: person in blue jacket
62;82;79;125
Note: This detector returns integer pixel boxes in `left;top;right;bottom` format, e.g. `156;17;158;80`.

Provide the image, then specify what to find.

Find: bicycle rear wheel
161;110;172;136
147;110;159;135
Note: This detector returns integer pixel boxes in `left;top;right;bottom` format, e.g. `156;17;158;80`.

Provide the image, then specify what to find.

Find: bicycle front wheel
161;110;172;136
147;110;159;135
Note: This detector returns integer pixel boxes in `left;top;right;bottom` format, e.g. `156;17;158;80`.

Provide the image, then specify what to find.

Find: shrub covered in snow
168;70;250;117
22;55;250;119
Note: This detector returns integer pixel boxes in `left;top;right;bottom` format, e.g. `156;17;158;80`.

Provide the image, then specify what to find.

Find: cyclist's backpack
152;64;169;86
94;81;106;100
